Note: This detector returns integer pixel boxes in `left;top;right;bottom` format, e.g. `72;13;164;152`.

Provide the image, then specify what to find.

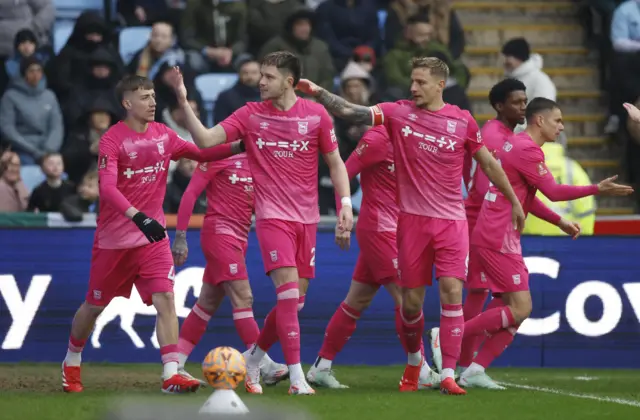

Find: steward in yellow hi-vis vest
523;142;596;235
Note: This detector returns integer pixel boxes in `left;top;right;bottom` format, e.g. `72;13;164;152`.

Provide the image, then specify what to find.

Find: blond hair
411;56;449;79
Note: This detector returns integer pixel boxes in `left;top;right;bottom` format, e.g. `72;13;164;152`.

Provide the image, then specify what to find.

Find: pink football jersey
344;126;397;232
176;154;253;240
219;99;338;223
370;101;483;220
465;119;514;231
96;121;208;249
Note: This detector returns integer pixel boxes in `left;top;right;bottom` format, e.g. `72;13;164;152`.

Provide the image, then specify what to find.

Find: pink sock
459;290;489;367
68;335;86;353
275;283;301;365
256;307;279;352
178;303;212;357
232;308;260;349
160;344;179;365
401;309;424;354
464;305;515;338
319;302;361;360
298;294;306;311
394;306;408;353
474;326;518;368
440;303;464;371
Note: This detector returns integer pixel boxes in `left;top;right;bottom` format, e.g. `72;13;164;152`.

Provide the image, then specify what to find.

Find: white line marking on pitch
499;382;640;408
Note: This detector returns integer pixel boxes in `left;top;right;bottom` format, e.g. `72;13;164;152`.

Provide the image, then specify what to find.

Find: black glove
132;212;166;243
239;140;246;152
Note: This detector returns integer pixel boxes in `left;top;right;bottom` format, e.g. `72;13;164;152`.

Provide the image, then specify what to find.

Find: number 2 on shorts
310;247;316;267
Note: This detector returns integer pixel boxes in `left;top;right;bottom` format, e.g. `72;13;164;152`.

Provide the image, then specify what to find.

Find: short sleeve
219;105;250;143
318;108;339;154
369;102;397;127
516;145;554;188
353;126;390;167
464;113;484;156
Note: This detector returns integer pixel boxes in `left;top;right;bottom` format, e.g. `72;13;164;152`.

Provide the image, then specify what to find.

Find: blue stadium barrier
119;26;152;65
54;0;104;20
2;229;640;368
19;166;45;193
194;73;238;126
53;20;74;54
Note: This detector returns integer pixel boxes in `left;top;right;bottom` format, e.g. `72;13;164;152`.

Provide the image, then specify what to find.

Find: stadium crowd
0;0;635;220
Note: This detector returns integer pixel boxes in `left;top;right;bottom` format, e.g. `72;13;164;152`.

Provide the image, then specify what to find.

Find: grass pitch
1;364;639;420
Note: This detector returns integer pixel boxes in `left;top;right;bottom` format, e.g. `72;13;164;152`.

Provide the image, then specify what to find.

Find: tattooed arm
315;88;374;125
297;78;376;125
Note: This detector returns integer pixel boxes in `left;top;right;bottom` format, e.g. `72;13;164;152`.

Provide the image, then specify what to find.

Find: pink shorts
471;245;529;294
466;246;490;290
255;219;317;279
86;239;174;306
352;229;398;286
397;213;469;288
201;233;249;285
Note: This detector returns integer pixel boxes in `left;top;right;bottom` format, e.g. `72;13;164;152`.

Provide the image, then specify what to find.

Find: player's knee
438;276;463;303
510;302;532;324
344;295;372;313
81;302;105;319
151;292;176;316
401;288;424;315
231;293;254;310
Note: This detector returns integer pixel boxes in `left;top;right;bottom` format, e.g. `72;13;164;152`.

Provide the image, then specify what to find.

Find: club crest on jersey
199;163;207;171
503;141;513;152
99;155;108;169
447;120;457;133
298;121;308;134
538;162;548;176
157;142;165;155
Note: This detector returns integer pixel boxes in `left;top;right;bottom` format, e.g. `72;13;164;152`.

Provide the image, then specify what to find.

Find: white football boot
307;365;349;389
459;370;506;390
428;327;443;373
260;354;290;386
418;361;441;390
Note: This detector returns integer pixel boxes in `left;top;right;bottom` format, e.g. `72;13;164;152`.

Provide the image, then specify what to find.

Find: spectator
213;55;261;124
27;152;75;212
306;0;326;8
383;14;467;97
2;28;52;93
315;0;379;71
0;0;54;59
0;57;63;165
429;51;472;112
385;0;465;59
247;0;303;55
46;11;124;102
335;61;372;159
60;171;99;222
0;151;29;212
351;45;384;97
607;0;640;134
624;96;640;210
128;20;187;81
63;47;123;128
259;7;335;92
117;0;170;27
502;37;557;102
523;138;596;235
181;0;247;73
62;96;119;185
164;158;205;213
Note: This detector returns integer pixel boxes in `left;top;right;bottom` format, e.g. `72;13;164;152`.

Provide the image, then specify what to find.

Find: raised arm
167;67;230;148
297;79;374;125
